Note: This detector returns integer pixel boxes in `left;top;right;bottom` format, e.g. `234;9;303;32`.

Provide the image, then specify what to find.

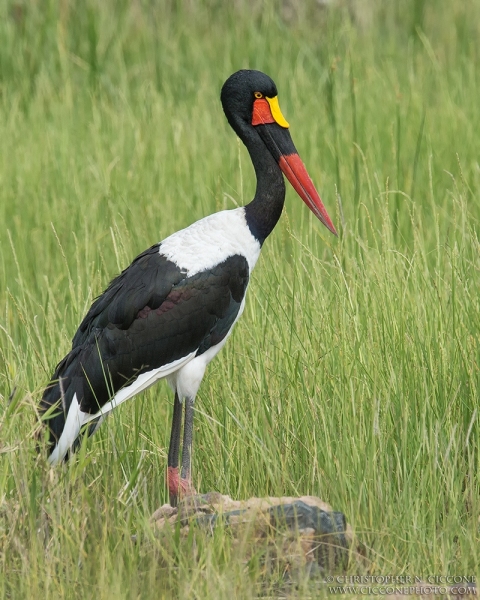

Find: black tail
39;347;83;458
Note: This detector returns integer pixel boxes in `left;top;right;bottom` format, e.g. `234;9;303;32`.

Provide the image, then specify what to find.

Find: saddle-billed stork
40;69;337;505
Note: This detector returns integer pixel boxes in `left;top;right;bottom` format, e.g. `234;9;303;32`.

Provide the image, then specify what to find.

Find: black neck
237;126;286;246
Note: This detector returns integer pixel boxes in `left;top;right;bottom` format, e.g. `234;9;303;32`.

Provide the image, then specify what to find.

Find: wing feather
41;252;250;428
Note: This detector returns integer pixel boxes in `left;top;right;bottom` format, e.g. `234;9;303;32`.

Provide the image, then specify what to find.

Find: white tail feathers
47;394;87;464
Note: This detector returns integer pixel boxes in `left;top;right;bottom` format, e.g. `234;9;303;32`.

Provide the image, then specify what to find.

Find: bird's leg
167;391;183;507
179;396;196;497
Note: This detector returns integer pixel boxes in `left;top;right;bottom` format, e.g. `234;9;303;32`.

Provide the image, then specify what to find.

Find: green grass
1;0;479;597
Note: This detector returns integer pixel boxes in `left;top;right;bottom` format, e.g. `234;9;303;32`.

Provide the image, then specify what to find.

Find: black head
221;70;278;133
220;69;338;236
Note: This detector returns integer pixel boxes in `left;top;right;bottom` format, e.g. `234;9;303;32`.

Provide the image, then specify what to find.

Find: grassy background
0;0;479;597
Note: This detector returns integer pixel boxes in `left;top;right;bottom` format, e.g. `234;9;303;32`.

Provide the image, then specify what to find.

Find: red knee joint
167;466;180;496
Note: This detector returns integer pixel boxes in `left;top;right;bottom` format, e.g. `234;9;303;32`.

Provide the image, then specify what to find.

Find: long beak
256;123;337;236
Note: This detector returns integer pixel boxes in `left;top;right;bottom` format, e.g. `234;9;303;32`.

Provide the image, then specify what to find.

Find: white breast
159;208;261;276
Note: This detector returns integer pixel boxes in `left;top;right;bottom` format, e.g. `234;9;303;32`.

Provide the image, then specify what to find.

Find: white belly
168;296;246;400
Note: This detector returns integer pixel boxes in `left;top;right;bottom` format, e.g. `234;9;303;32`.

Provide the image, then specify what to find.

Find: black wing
72;244;184;347
41;250;249;433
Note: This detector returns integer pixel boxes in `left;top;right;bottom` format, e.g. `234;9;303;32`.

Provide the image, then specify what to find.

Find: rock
151;494;363;573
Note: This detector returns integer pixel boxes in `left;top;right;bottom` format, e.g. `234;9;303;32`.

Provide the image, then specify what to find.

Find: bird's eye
254;92;263;99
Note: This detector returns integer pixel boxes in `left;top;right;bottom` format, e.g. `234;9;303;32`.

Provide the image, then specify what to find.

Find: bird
39;69;337;506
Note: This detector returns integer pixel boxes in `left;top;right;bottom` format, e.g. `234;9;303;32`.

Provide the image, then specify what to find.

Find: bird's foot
167;466;196;507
